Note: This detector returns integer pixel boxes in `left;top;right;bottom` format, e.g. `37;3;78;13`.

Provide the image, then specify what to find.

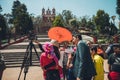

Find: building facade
35;8;56;34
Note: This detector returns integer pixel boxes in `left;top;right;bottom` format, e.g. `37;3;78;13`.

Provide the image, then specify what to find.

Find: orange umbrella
48;27;72;43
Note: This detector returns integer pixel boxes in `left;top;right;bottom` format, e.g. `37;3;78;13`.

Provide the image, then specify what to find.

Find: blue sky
0;0;119;26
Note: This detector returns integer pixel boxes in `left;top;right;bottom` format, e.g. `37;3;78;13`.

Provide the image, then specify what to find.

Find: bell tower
39;8;56;33
42;8;45;15
52;8;55;15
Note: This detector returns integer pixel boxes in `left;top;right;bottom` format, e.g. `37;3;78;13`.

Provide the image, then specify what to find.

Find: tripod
18;40;40;80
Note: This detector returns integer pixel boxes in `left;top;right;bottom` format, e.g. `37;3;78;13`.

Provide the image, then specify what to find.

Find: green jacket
73;41;96;78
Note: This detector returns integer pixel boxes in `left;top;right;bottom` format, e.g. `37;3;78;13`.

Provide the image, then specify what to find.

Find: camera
28;30;36;40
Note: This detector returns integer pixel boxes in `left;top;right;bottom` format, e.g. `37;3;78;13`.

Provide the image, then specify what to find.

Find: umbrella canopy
48;27;72;43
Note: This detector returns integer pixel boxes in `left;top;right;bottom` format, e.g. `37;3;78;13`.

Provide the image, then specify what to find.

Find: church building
35;8;56;34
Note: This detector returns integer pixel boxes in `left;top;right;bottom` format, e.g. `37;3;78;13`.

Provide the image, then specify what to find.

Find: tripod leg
18;40;39;80
23;60;30;80
29;43;33;66
18;69;22;80
32;44;40;60
18;43;30;80
24;73;27;80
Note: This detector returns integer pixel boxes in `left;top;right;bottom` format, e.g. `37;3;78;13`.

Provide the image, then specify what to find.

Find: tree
69;18;79;32
52;15;64;27
12;0;21;19
0;14;8;40
116;0;120;29
62;10;74;27
79;16;88;27
86;18;95;30
93;10;110;34
0;6;8;41
109;22;118;36
11;0;33;35
0;5;2;13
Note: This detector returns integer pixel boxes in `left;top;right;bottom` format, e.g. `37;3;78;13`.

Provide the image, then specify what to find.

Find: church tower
39;8;56;33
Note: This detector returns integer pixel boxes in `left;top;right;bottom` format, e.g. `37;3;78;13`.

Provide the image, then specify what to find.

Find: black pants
63;65;68;80
0;71;3;80
46;69;60;80
78;76;92;80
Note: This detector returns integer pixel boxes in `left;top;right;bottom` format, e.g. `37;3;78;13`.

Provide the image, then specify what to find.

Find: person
73;34;96;80
97;44;105;58
91;46;104;80
50;39;60;60
66;41;76;80
105;42;114;57
34;39;60;60
59;41;75;80
107;45;120;80
40;42;63;80
0;53;6;80
86;40;93;49
59;41;69;80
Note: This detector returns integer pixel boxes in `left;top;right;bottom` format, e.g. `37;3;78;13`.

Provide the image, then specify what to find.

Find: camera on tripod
18;30;39;80
28;30;36;40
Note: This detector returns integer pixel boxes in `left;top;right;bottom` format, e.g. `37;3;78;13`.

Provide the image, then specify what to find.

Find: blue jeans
67;68;76;80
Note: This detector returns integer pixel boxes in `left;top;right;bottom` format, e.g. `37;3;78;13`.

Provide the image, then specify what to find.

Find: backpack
111;54;120;72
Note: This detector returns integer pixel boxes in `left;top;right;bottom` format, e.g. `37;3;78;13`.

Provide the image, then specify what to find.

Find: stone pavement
2;60;109;80
0;35;109;80
2;66;44;80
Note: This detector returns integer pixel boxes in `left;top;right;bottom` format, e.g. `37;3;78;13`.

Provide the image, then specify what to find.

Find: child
91;46;104;80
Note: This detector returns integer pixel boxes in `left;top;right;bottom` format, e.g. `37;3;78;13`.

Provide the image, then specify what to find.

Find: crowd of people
34;33;120;80
0;33;120;80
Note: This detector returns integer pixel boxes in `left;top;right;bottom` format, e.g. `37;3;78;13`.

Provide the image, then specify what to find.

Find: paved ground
2;66;44;80
2;60;109;80
1;37;109;80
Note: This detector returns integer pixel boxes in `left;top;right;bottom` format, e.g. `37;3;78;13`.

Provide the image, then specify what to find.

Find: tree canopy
11;0;33;35
52;15;64;27
93;10;110;34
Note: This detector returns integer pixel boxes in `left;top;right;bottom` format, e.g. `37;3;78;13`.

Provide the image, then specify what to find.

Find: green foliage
86;19;95;30
53;15;64;27
93;10;110;34
116;0;120;16
0;5;2;13
0;14;8;40
69;19;77;26
62;10;74;26
98;38;108;44
80;16;87;27
116;0;120;29
11;0;33;35
109;22;118;36
69;18;79;30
